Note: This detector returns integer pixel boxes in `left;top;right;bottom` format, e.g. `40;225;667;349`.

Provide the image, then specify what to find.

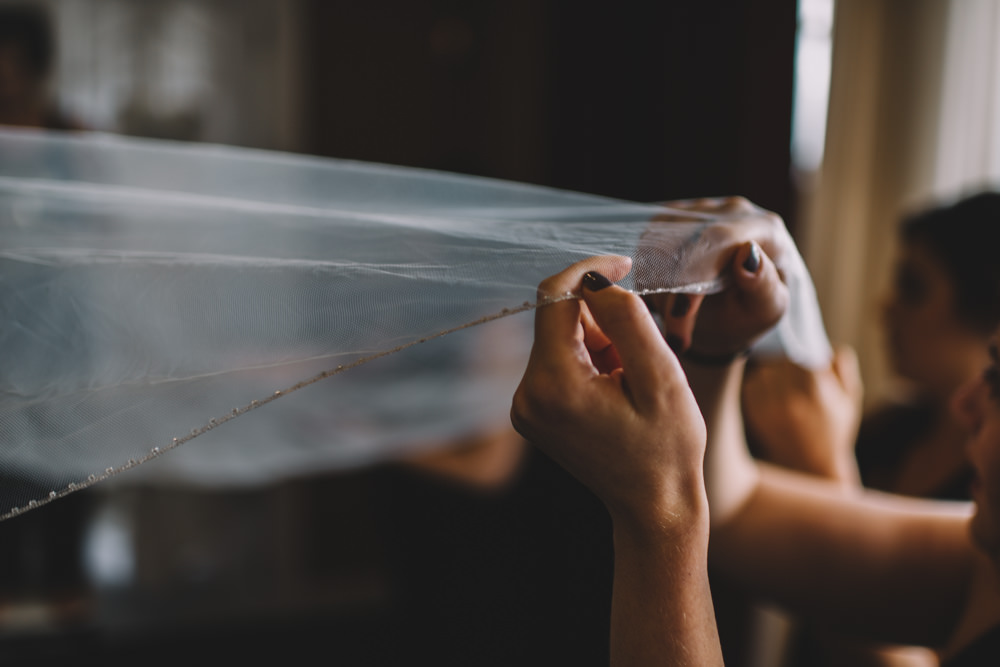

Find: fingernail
742;242;761;274
670;294;691;318
666;335;684;353
582;271;612;292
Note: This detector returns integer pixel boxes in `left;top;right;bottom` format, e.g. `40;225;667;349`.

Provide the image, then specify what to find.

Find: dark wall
303;0;798;220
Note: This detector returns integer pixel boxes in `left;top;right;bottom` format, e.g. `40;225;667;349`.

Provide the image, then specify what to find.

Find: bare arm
511;256;722;666
639;200;976;649
609;511;718;666
741;345;864;487
689;357;974;648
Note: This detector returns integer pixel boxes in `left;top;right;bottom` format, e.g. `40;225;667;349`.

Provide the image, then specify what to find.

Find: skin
648;208;1000;657
872;241;991;499
954;341;1000;560
691;353;978;648
741;239;991;499
742;344;864;486
512;204;786;665
513;197;1000;664
663;259;1000;661
711;224;996;667
512;254;720;667
883;241;990;402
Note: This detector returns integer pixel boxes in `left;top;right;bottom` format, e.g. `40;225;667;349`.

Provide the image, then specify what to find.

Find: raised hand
511;255;723;666
510;255;707;527
742;344;864;484
639;197;791;361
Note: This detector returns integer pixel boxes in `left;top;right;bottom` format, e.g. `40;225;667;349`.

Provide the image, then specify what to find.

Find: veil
0;128;830;520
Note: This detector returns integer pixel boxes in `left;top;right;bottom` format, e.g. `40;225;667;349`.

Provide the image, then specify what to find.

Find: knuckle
699;223;734;251
761;210;784;231
723;196;753;211
652;380;693;417
537;275;563;300
509;398;532;438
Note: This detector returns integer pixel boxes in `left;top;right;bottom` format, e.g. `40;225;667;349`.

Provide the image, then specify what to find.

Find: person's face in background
882;240;990;400
952;338;1000;563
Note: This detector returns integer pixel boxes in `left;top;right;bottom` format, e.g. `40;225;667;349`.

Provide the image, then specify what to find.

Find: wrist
682;347;752;366
681;355;747;397
773;444;860;488
608;484;711;548
830;457;862;489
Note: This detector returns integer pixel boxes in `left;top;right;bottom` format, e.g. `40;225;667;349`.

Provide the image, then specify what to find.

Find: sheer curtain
933;0;1000;196
799;0;1000;404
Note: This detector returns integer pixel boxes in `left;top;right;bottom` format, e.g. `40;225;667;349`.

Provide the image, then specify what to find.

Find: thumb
581;273;682;409
731;241;789;330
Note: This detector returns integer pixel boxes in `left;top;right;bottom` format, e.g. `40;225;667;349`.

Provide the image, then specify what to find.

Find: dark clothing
370;448;614;666
942;625;1000;667
855;401;974;501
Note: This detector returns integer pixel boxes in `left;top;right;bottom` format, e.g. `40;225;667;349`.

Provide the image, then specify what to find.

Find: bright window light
791;0;835;172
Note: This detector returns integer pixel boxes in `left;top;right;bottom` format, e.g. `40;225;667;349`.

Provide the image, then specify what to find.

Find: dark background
303;0;798;225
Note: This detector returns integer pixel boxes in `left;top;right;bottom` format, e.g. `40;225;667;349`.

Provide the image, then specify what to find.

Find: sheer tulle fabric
0;129;830;519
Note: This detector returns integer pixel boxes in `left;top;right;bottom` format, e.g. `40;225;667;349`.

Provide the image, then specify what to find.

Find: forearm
757;425;862;488
683;359;760;526
684;357;972;642
805;450;861;489
740;344;865;489
609;504;722;666
511;259;725;663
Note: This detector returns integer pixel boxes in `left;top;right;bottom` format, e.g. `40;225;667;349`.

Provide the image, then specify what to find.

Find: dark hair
0;4;54;79
900;191;1000;334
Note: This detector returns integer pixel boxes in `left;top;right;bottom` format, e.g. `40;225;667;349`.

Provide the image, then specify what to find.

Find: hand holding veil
0;128;829;518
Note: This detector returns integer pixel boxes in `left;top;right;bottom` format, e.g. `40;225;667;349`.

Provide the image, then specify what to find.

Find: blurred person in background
856;192;1000;500
742;191;1000;666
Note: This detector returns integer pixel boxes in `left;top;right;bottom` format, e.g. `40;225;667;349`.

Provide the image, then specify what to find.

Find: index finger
531;255;632;363
582;282;685;408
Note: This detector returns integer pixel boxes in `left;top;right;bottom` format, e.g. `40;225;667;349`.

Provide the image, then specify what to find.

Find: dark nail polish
666;335;684;353
582;271;612;292
742;242;761;274
670;294;691;318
